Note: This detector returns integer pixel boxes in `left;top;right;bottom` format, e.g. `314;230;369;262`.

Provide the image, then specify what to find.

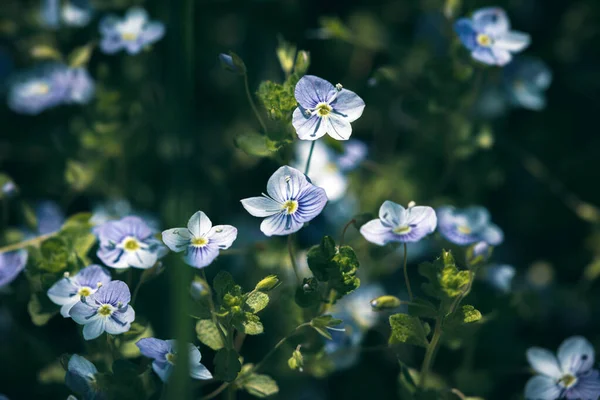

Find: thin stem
419;316;443;389
130;274;145;307
304;141;316;175
0;231;57;254
200;269;228;346
339;218;356;247
287;234;301;283
450;388;467;400
403;243;413;301
252;323;310;372
201;382;229;400
319;288;336;315
243;73;268;134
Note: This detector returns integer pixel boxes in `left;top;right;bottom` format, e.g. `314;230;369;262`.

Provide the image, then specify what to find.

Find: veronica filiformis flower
65;355;103;400
504;56;552;111
437;206;503;246
99;7;165;55
0;251;28;288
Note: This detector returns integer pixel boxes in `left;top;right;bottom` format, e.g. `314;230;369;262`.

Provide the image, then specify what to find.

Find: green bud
230;305;242;314
219;52;246;75
370;295;402;310
223;293;241;307
276;36;297;76
255;275;281;292
287;346;304;371
294;50;310;75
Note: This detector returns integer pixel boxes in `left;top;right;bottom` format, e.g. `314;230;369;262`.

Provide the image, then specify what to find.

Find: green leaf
213;271;236;299
418;250;472;310
256;73;299;122
294;277;321;308
310;315;343;340
276;36;297;76
245;291;269;313
407;298;438;319
28;293;57;326
307;236;336;280
65;160;94;192
68;43;94;68
30;45;63;61
287;346;304;371
294;50;310;75
254;275;281;292
195;319;225;350
214;349;242;382
389;313;429;348
233;312;264;335
241;373;279;398
445;305;483;332
235;133;283;157
36;237;69;273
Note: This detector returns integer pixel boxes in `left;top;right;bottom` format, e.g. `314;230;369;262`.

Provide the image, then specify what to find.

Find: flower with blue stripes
65;355;102;400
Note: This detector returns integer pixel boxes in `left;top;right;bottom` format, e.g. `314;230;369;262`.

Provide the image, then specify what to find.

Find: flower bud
370;295;402;310
219;52;246;75
287;345;304;372
294;50;310;75
255;275;281;292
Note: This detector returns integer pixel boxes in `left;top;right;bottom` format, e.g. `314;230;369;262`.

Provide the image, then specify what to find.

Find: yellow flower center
282;200;299;215
457;225;472;235
123;237;140;251
324;162;338;173
77;286;93;297
315;102;332;117
33;83;50;95
476;33;492;47
121;32;137;41
166;353;176;365
191;237;209;247
98;304;113;317
559;374;577;388
393;226;412;235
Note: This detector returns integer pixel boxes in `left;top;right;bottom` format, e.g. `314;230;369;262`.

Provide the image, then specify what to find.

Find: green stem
130;274;146;307
287;234;301;283
0;231;57;254
201;269;228;347
201;382;228;400
339;218;356;247
403;243;413;301
419;316;443;389
304;141;316;175
243;73;268;134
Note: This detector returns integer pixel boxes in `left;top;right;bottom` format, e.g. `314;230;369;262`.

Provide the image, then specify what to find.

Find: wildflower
65;355;103;400
162;211;237;269
454;7;530;66
65;68;95;104
336;283;385;329
99;7;165;55
483;264;515;293
7;64;71;115
136;338;212;382
525;336;600;399
437;206;503;246
241;166;328;236
360;201;437;245
47;265;112;318
0;250;28;288
35;200;65;235
61;0;93;27
504;56;552;111
95;216;165;269
292;75;365;141
336;140;368;171
69;280;135;340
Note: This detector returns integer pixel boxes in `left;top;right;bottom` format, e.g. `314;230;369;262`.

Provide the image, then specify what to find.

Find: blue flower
454;7;530;66
65;354;103;400
337;140;368;171
292;75;365;141
136;338;212;382
65;68;95;104
437;206;503;246
241;166;328;236
360;201;437;245
40;0;60;29
0;250;28;288
525;336;600;400
47;265;112;318
99;7;165;55
35;200;65;235
91;198;160;232
335;283;385;330
61;0;93;28
483;264;515;293
69;280;135;340
162;211;237;269
95;216;165;269
504;56;552;111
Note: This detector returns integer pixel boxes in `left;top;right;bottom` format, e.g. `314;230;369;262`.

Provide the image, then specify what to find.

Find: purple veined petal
97;246;128;269
524;375;562;400
187;343;202;363
190;363;213;380
207;225;237;249
294;185;328;223
472;7;510;35
566;369;600;399
471;47;498;66
140;22;165;44
152;361;172;383
260;212;303;236
83;318;106;340
137;338;170;361
60;303;78;318
184;245;220;269
494;31;531;52
47;277;79;306
68;354;98;378
120;216;154;240
240;196;282;217
481;223;503;246
330;88;365;123
378;201;407;228
125;247;158;269
266;165;308;203
100;35;124;54
162;228;191;252
526;347;562;379
99;15;119;35
359;219;395;246
292;107;328;141
69;301;98;325
105;306;134;335
454;18;478;51
92;280;131;306
187;211;212;238
406;206;437;230
95;219;128;244
558;336;595;375
0;250;28;288
325;114;352;140
294;75;337;109
76;264;112;288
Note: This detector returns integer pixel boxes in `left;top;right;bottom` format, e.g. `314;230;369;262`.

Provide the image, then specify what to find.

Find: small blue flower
69;280;135;340
99;7;165;55
95;216;165;269
40;0;60;29
162;211;237;269
437;206;503;246
241;165;328;236
335;283;385;330
360;201;437;245
454;7;530;66
47;265;112;318
504;56;552;111
35;200;65;235
65;354;103;400
61;0;93;27
8;63;71;115
65;68;95;105
484;264;515;293
0;250;28;288
292;75;365;141
525;336;600;400
136;338;212;382
337;139;368;171
190;279;206;300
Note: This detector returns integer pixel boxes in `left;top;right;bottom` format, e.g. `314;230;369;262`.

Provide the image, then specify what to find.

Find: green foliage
246;291;269;313
233;312;264;335
214;348;242;382
407;298;438;319
239;371;279;398
35;237;70;273
234;132;287;158
254;275;281;292
68;43;94;68
27;293;57;326
65;160;95;192
294;277;321;308
310;315;343;340
213;271;237;300
419;250;472;312
288;346;304;371
371;295;402;311
195;319;225;350
444;305;483;335
389;313;429;348
256;74;300;122
276;36;297;76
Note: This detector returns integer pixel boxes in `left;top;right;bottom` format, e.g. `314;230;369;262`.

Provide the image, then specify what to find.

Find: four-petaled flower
47;264;112;318
360;201;437;245
504;56;552;111
241;165;328;236
0;250;28;288
70;280;135;340
437;206;503;246
525;336;600;400
95;216;165;269
292;75;365;141
454;7;530;66
162;211;237;269
136;338;212;382
65;354;103;400
99;7;165;55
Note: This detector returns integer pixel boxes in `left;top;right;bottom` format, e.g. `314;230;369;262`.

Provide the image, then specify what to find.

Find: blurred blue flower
190;279;206;300
40;0;60;29
0;250;28;288
437;206;503;246
65;354;103;400
335;283;385;330
454;7;530;66
292;75;365;141
61;0;93;28
483;264;515;293
91;198;160;232
525;336;600;400
504;56;552;111
99;7;165;55
66;68;95;104
95;216;165;269
35;200;65;235
324;315;363;370
69;280;134;340
162;211;237;269
2;181;17;198
360;201;437;245
241;166;328;236
47;265;112;318
337;140;368;171
136;338;212;382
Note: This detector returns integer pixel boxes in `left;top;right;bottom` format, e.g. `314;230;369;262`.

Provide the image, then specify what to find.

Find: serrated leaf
213;271;235;299
389;314;429;348
242;373;279;398
196;319;224;350
214;349;242;382
37;237;69;273
246;291;269;313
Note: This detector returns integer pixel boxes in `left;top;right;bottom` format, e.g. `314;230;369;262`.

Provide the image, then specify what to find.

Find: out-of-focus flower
525;336;600;399
47;265;112;318
0;250;28;288
324;315;362;370
35;200;65;235
136;338;212;382
65;355;103;400
504;56;552;111
292;75;365;141
40;0;60;29
69;281;135;340
483;264;515;293
241;166;328;236
91;199;160;232
162;211;237;269
454;7;530;66
437;206;503;246
66;68;95;104
41;0;93;28
99;7;165;55
335;283;385;329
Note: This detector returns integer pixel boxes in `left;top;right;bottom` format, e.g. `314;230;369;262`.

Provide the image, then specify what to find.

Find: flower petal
152;361;172;383
293;108;327;141
481;223;504;246
260;213;303;236
97;247;128;269
47;277;79;306
326;114;353;140
266;165;308;203
379;201;407;228
524;375;562;400
137;338;170;361
83;318;106;340
68;354;98;378
105;306;135;335
141;22;165;44
0;250;28;288
294;75;337;109
187;211;212;238
190;363;213;380
161;228;191;252
495;31;531;52
125;248;158;269
337;139;368;171
471;47;498;66
69;301;98;325
100;35;124;54
360;219;395;246
207;225;237;249
240;196;282;217
558;336;595;375
565;369;600;399
99;15;119;35
472;7;510;35
526;347;562;378
77;264;112;287
295;185;328;223
330;89;365;123
184;245;220;269
92;280;131;306
454;18;478;51
313;168;347;202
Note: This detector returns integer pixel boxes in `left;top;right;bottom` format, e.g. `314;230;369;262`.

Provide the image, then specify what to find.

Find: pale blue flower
8;63;71;115
525;336;600;399
66;68;95;104
437;206;503;246
61;0;93;27
190;280;206;300
69;280;135;340
40;0;60;29
35;200;65;235
292;75;365;141
91;198;160;232
99;7;165;55
484;264;515;293
241;165;328;236
504;56;552;111
455;7;530;66
0;250;28;288
1;181;16;197
65;355;103;400
360;201;437;245
47;265;112;318
293;141;347;201
162;211;237;269
337;140;368;171
335;283;385;330
136;338;212;382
